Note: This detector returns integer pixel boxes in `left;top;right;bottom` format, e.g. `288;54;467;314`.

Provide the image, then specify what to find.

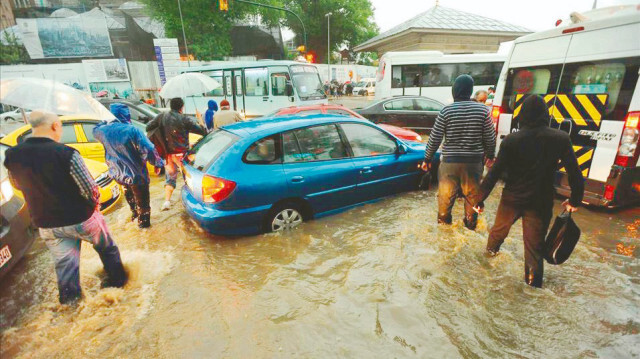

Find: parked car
181;115;427;236
0;108;31;123
98;99;162;124
0;143;35;280
352;78;376;96
267;104;423;142
355;96;445;136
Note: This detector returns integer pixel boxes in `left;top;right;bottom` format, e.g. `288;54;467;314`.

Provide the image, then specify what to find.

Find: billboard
17;15;113;59
83;59;130;82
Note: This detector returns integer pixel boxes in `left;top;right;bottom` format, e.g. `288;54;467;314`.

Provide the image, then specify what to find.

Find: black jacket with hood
476;95;584;209
146;110;207;155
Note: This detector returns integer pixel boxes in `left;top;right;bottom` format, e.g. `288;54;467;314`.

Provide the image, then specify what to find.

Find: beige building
354;5;531;55
1;0;16;30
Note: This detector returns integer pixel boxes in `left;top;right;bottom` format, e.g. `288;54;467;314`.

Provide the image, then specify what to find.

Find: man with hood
473;95;584;287
94;103;165;228
204;99;218;132
422;74;496;230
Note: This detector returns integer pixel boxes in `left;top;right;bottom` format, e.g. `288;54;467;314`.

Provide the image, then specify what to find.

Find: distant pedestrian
421;75;496;230
94;103;165;228
146;98;207;211
213;99;244;130
4;111;128;304
474;90;488;104
204;99;219;132
472;95;584;288
486;87;496;105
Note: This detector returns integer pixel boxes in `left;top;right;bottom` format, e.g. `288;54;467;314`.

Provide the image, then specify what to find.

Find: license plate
0;245;12;268
111;185;120;199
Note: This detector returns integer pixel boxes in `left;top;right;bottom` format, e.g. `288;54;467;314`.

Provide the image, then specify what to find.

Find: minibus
181;61;327;118
491;5;640;208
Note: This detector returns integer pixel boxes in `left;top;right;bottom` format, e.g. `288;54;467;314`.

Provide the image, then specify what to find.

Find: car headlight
0;180;14;205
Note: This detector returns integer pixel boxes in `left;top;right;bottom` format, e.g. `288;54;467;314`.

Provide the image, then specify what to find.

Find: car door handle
291;176;305;183
360;166;373;174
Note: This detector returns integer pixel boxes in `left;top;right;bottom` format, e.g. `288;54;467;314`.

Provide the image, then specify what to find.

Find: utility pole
326;12;332;81
177;0;191;66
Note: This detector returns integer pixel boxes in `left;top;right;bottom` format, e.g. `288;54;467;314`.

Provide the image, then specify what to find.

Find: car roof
275;104;353;115
58;114;101;121
223;114;371;137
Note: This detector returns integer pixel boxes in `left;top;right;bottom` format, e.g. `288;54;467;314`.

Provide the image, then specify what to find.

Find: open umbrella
0;78;115;121
158;73;221;99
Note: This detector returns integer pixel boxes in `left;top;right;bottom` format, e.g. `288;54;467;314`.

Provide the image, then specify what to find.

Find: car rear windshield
185;130;238;171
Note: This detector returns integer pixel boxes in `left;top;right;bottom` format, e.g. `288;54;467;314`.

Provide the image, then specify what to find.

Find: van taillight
202;175;236;203
562;26;584;34
604;185;615;201
614;112;639;167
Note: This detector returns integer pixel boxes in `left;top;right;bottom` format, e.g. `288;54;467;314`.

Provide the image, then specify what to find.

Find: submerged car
181;115;427;236
267;104;423;142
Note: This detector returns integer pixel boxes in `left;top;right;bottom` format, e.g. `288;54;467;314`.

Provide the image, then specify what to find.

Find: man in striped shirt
421;75;496;230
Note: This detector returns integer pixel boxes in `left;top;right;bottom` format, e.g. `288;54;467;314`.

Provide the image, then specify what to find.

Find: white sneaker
161;200;171;211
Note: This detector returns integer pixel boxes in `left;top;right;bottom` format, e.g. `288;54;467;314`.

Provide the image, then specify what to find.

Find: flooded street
1;177;638;358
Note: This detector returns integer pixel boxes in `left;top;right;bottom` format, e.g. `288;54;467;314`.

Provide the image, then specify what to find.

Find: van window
203;71;224;96
288;124;348;161
391;65;402;88
186;131;237;171
244;68;268;96
501;65;562;113
244;135;280;164
557;57;640;122
456;62;503;86
271;73;290;96
422;64;456;86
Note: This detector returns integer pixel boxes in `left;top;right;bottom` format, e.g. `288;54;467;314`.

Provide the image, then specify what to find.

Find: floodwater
1;177;638;358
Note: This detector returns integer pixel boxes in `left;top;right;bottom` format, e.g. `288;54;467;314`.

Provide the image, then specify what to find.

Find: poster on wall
0;63;89;91
17;15;112;59
83;59;130;82
89;82;135;100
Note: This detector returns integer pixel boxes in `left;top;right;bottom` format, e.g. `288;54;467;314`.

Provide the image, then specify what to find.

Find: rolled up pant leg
131;183;150;215
460;162;484;230
437;162;460;224
40;228;82;304
487;199;521;253
521;208;552;288
81;211;127;287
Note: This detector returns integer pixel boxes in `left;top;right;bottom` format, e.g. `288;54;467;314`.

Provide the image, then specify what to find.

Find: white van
180;60;327;118
375;51;505;104
352;78;376;96
491;5;640;208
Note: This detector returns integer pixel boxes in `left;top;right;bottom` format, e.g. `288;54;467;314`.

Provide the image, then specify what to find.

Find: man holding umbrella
147;98;207;210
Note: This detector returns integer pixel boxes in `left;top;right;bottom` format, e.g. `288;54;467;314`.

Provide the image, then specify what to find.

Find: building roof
355;5;531;51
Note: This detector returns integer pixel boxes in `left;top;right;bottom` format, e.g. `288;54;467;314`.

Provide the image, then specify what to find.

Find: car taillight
604;184;615;201
491;106;501;129
614;111;639;167
202;175;236;203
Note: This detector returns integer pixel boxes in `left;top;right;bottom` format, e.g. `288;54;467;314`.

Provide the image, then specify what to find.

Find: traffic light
219;0;228;11
297;45;306;53
305;51;316;63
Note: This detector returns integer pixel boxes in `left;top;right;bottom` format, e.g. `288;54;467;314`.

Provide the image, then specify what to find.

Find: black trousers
123;183;150;216
487;198;552;288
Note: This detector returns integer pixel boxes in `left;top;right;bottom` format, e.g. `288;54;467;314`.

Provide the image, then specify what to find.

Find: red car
269;104;423;142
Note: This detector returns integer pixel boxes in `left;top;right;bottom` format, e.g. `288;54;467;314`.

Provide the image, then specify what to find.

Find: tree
0;32;29;65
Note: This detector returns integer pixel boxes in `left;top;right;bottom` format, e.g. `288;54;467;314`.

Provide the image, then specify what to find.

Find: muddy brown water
1;177;638;358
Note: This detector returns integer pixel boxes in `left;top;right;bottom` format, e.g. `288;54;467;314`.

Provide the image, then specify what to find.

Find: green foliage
140;0;378;62
0;32;29;65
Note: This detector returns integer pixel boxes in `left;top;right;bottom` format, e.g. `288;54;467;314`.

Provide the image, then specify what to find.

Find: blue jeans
164;153;184;188
39;211;126;304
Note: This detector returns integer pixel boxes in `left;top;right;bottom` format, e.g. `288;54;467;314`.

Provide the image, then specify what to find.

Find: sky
371;0;639;32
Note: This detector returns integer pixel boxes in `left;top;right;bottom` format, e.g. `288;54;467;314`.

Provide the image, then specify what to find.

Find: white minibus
491;5;640;208
181;60;327;118
375;51;505;104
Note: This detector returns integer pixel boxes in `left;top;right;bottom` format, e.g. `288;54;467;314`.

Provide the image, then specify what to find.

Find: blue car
181;115;427;236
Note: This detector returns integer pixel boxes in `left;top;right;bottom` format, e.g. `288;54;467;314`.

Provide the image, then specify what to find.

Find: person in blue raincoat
94;103;164;228
204;99;218;132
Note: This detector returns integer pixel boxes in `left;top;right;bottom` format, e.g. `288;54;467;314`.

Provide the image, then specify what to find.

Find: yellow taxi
1;127;122;214
0;115;201;175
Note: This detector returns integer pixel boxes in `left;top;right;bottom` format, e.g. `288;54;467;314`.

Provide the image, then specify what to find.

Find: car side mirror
285;82;294;97
397;142;408;154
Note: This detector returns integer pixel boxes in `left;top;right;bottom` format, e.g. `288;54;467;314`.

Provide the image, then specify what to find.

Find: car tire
4;117;14;122
264;202;305;233
363;90;368;97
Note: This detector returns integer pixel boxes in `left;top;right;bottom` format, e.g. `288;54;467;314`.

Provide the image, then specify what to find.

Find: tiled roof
357;5;531;50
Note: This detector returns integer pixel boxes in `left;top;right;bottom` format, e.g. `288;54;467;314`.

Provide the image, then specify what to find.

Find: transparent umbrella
0;78;115;121
158;73;221;99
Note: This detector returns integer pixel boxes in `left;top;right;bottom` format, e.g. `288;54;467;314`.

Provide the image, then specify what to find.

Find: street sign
153;38;180;85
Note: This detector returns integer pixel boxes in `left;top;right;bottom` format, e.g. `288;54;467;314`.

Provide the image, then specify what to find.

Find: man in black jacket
473;95;584;288
4;111;127;304
146;98;207;211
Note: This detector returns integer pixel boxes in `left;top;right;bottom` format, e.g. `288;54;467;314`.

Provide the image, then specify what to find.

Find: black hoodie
452;74;474;102
477;95;584;209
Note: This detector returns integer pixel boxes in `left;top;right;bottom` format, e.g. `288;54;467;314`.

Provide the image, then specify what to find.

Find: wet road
1;176;638;358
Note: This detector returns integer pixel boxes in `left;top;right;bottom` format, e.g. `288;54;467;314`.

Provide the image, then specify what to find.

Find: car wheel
265;202;304;232
4;117;14;122
363;90;368;97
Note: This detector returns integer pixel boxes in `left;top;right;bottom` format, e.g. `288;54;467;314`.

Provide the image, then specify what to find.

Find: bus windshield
290;65;326;100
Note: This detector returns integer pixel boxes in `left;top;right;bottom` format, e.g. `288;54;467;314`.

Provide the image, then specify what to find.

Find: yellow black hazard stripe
559;145;593;178
514;93;608;131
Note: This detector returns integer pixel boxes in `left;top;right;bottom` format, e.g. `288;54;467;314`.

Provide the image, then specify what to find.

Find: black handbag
545;211;581;265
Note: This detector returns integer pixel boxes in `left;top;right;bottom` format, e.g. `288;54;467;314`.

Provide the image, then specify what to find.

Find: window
203;71;224;96
81;123;97;142
291;65;326;100
244;68;268;96
235;75;243;96
296;109;323;116
185;131;237;171
271;73;290;96
244;136;280;164
287;124;348;162
501;65;562;113
326;109;357;117
341;123;397;157
422;64;456;87
557;58;639;122
414;98;443;111
128;107;143;121
384;99;414;111
283;131;305;163
391;65;402;88
401;65;421;88
19;124;77;144
455;62;502;86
